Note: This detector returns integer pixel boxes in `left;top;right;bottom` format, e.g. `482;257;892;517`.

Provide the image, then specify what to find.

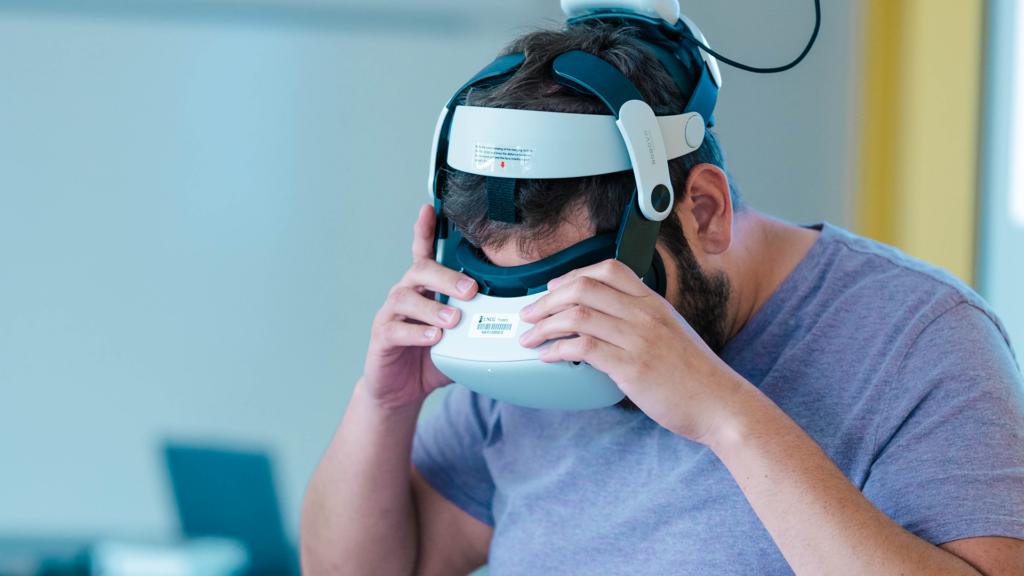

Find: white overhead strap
446;106;705;179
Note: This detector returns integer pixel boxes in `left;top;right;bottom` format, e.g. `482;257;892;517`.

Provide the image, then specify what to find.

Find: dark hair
442;23;743;255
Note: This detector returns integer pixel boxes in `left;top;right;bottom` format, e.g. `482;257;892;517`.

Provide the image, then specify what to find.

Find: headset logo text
644;130;656;165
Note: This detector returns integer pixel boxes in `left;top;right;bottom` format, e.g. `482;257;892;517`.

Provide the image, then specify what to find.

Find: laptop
164;444;297;576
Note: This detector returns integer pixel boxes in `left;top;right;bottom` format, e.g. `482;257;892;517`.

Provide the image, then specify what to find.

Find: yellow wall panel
858;0;903;247
858;0;983;284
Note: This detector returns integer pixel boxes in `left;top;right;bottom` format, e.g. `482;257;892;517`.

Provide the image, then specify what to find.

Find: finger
376;319;443;348
549;259;650;298
521;275;635;324
387;286;461;329
411;204;437;262
537;335;628;375
402;258;478;301
520;304;632;349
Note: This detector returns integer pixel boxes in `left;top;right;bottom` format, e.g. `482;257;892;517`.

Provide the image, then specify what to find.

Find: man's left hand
518;258;750;443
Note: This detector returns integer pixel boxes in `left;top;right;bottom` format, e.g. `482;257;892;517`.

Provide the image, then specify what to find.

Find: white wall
0;0;861;543
684;0;862;226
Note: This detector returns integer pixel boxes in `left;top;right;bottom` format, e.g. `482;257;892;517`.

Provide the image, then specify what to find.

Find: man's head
442;23;742;359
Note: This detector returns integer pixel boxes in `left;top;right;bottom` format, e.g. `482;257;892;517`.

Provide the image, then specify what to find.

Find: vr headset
427;0;818;410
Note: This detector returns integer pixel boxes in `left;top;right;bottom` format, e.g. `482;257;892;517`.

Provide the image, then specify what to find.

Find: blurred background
0;0;1021;575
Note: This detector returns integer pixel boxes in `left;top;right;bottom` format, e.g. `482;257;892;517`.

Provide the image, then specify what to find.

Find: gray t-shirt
412;223;1024;575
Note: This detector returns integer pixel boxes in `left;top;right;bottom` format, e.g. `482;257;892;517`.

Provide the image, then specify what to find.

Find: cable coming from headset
681;0;821;74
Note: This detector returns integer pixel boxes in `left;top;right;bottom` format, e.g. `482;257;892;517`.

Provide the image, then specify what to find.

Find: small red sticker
501;161;505;168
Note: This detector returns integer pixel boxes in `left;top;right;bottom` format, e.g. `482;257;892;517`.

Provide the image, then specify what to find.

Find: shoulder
813;223;1015;357
813;225;1023;432
416;386;504;452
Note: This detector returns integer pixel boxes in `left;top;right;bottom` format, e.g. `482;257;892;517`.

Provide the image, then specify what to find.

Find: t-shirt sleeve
863;302;1024;545
412;385;498;527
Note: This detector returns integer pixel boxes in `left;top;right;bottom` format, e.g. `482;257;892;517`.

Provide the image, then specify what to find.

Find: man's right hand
363;204;479;410
302;205;491;576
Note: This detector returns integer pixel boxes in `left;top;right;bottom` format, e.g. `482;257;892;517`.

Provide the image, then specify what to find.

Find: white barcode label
468;313;519;338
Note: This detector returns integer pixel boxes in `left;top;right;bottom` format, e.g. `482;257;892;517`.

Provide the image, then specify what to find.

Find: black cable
680;0;821;74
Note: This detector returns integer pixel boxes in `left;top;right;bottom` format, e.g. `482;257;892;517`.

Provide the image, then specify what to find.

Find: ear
679;163;733;255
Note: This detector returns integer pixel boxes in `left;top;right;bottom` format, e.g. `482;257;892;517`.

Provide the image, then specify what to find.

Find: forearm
707;381;982;576
301;378;423;576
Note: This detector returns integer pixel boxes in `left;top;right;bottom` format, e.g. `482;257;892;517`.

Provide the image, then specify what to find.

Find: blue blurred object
0;538;89;576
164;445;296;576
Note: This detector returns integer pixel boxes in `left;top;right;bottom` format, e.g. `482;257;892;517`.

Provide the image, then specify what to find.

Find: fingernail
438;307;455;322
425;327;438;339
520;303;533;315
519;328;532;344
548;277;561;289
457;278;475;293
538;347;550;358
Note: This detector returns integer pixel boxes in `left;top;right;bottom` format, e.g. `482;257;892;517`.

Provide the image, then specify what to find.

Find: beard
615;211;731;412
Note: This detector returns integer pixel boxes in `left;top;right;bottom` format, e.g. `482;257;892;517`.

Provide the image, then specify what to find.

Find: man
300;25;1024;576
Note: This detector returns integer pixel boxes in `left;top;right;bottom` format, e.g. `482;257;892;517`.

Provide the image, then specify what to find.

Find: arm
942;537;1024;576
521;260;1024;576
411;466;494;575
300;205;493;576
300;381;422;575
706;382;1001;576
300;382;492;576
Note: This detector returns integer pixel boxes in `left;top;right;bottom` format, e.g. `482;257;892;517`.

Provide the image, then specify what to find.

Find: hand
362;204;478;411
518;259;748;442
